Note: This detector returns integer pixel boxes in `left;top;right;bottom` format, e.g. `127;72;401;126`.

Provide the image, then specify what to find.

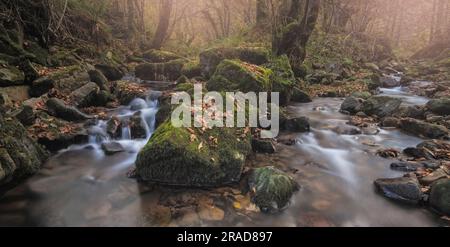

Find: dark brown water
0;90;446;227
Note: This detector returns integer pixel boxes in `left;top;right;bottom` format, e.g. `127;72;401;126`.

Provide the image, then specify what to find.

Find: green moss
181;60;202;78
24;41;49;65
136;121;252;187
0;116;48;187
142;49;182;63
135;59;186;81
207;59;272;93
248;167;299;213
199;47;270;77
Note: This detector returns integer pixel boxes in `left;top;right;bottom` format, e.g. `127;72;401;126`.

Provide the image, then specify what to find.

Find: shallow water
0;95;445;227
379;84;430;106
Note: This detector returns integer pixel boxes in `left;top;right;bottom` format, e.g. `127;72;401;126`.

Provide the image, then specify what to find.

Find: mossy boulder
340;96;363;115
427;97;450;116
291;87;312;103
135;121;252;187
135;59;185;81
181;60;202;78
46;98;91;121
200;47;270;77
0;64;25;87
142;49;182;63
31;112;89;152
248;166;299;213
88;69;109;91
429;178;450;216
112;81;149;105
24;40;49;65
0;112;48;190
95;64;124;81
69;82;100;107
207;59;272;93
400;118;449;139
361;96;402;117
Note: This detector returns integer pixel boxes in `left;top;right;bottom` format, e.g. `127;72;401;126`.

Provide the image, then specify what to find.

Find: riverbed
0;83;447;227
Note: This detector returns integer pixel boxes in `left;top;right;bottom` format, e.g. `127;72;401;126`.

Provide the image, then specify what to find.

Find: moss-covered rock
24;40;49;65
31;111;89;152
0;112;48;191
0;64;25;87
181;60;202;78
142;49;182;63
400;118;449;139
200;47;270;77
112;81;149;105
46;98;91;121
135;59;185;81
95;64;124;81
361;96;402;117
136;121;252;187
291;87;312;103
427;97;450;116
248;166;299;213
429;178;450;216
207;59;272;93
69;82;100;107
88;69;109;91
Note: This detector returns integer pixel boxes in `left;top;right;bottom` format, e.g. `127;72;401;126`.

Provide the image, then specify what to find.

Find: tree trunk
273;0;321;76
151;0;173;50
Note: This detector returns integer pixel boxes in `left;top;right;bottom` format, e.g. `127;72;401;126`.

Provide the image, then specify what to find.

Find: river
0;82;446;226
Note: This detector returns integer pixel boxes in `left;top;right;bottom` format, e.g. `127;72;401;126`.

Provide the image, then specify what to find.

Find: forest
0;0;449;227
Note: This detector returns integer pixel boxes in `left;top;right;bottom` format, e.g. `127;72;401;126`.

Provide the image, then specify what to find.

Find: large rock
69;82;100;107
374;176;422;204
29;77;54;97
291;88;312;103
207;59;271;93
112;81;149;105
393;106;425;119
200;47;269;77
361;96;402;117
399;118;449;139
380;76;400;88
429;179;450;216
0;112;48;190
95;64;124;81
88;69;109;90
427;97;450;116
135;121;252;187
142;49;181;63
32;112;89;152
0;64;25;87
281;117;310;132
29;65;91;97
248;167;299;213
135;59;185;81
46;98;91;121
340;96;363;115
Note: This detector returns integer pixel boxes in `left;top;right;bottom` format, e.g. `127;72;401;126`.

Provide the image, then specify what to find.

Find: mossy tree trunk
273;0;321;77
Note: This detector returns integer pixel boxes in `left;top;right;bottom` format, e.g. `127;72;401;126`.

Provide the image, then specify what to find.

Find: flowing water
0;83;446;227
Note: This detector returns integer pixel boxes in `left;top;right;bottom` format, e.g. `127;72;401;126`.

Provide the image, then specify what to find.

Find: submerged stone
374;176;422;204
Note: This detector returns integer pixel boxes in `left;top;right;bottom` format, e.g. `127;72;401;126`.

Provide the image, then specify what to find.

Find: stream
0;81;446;227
